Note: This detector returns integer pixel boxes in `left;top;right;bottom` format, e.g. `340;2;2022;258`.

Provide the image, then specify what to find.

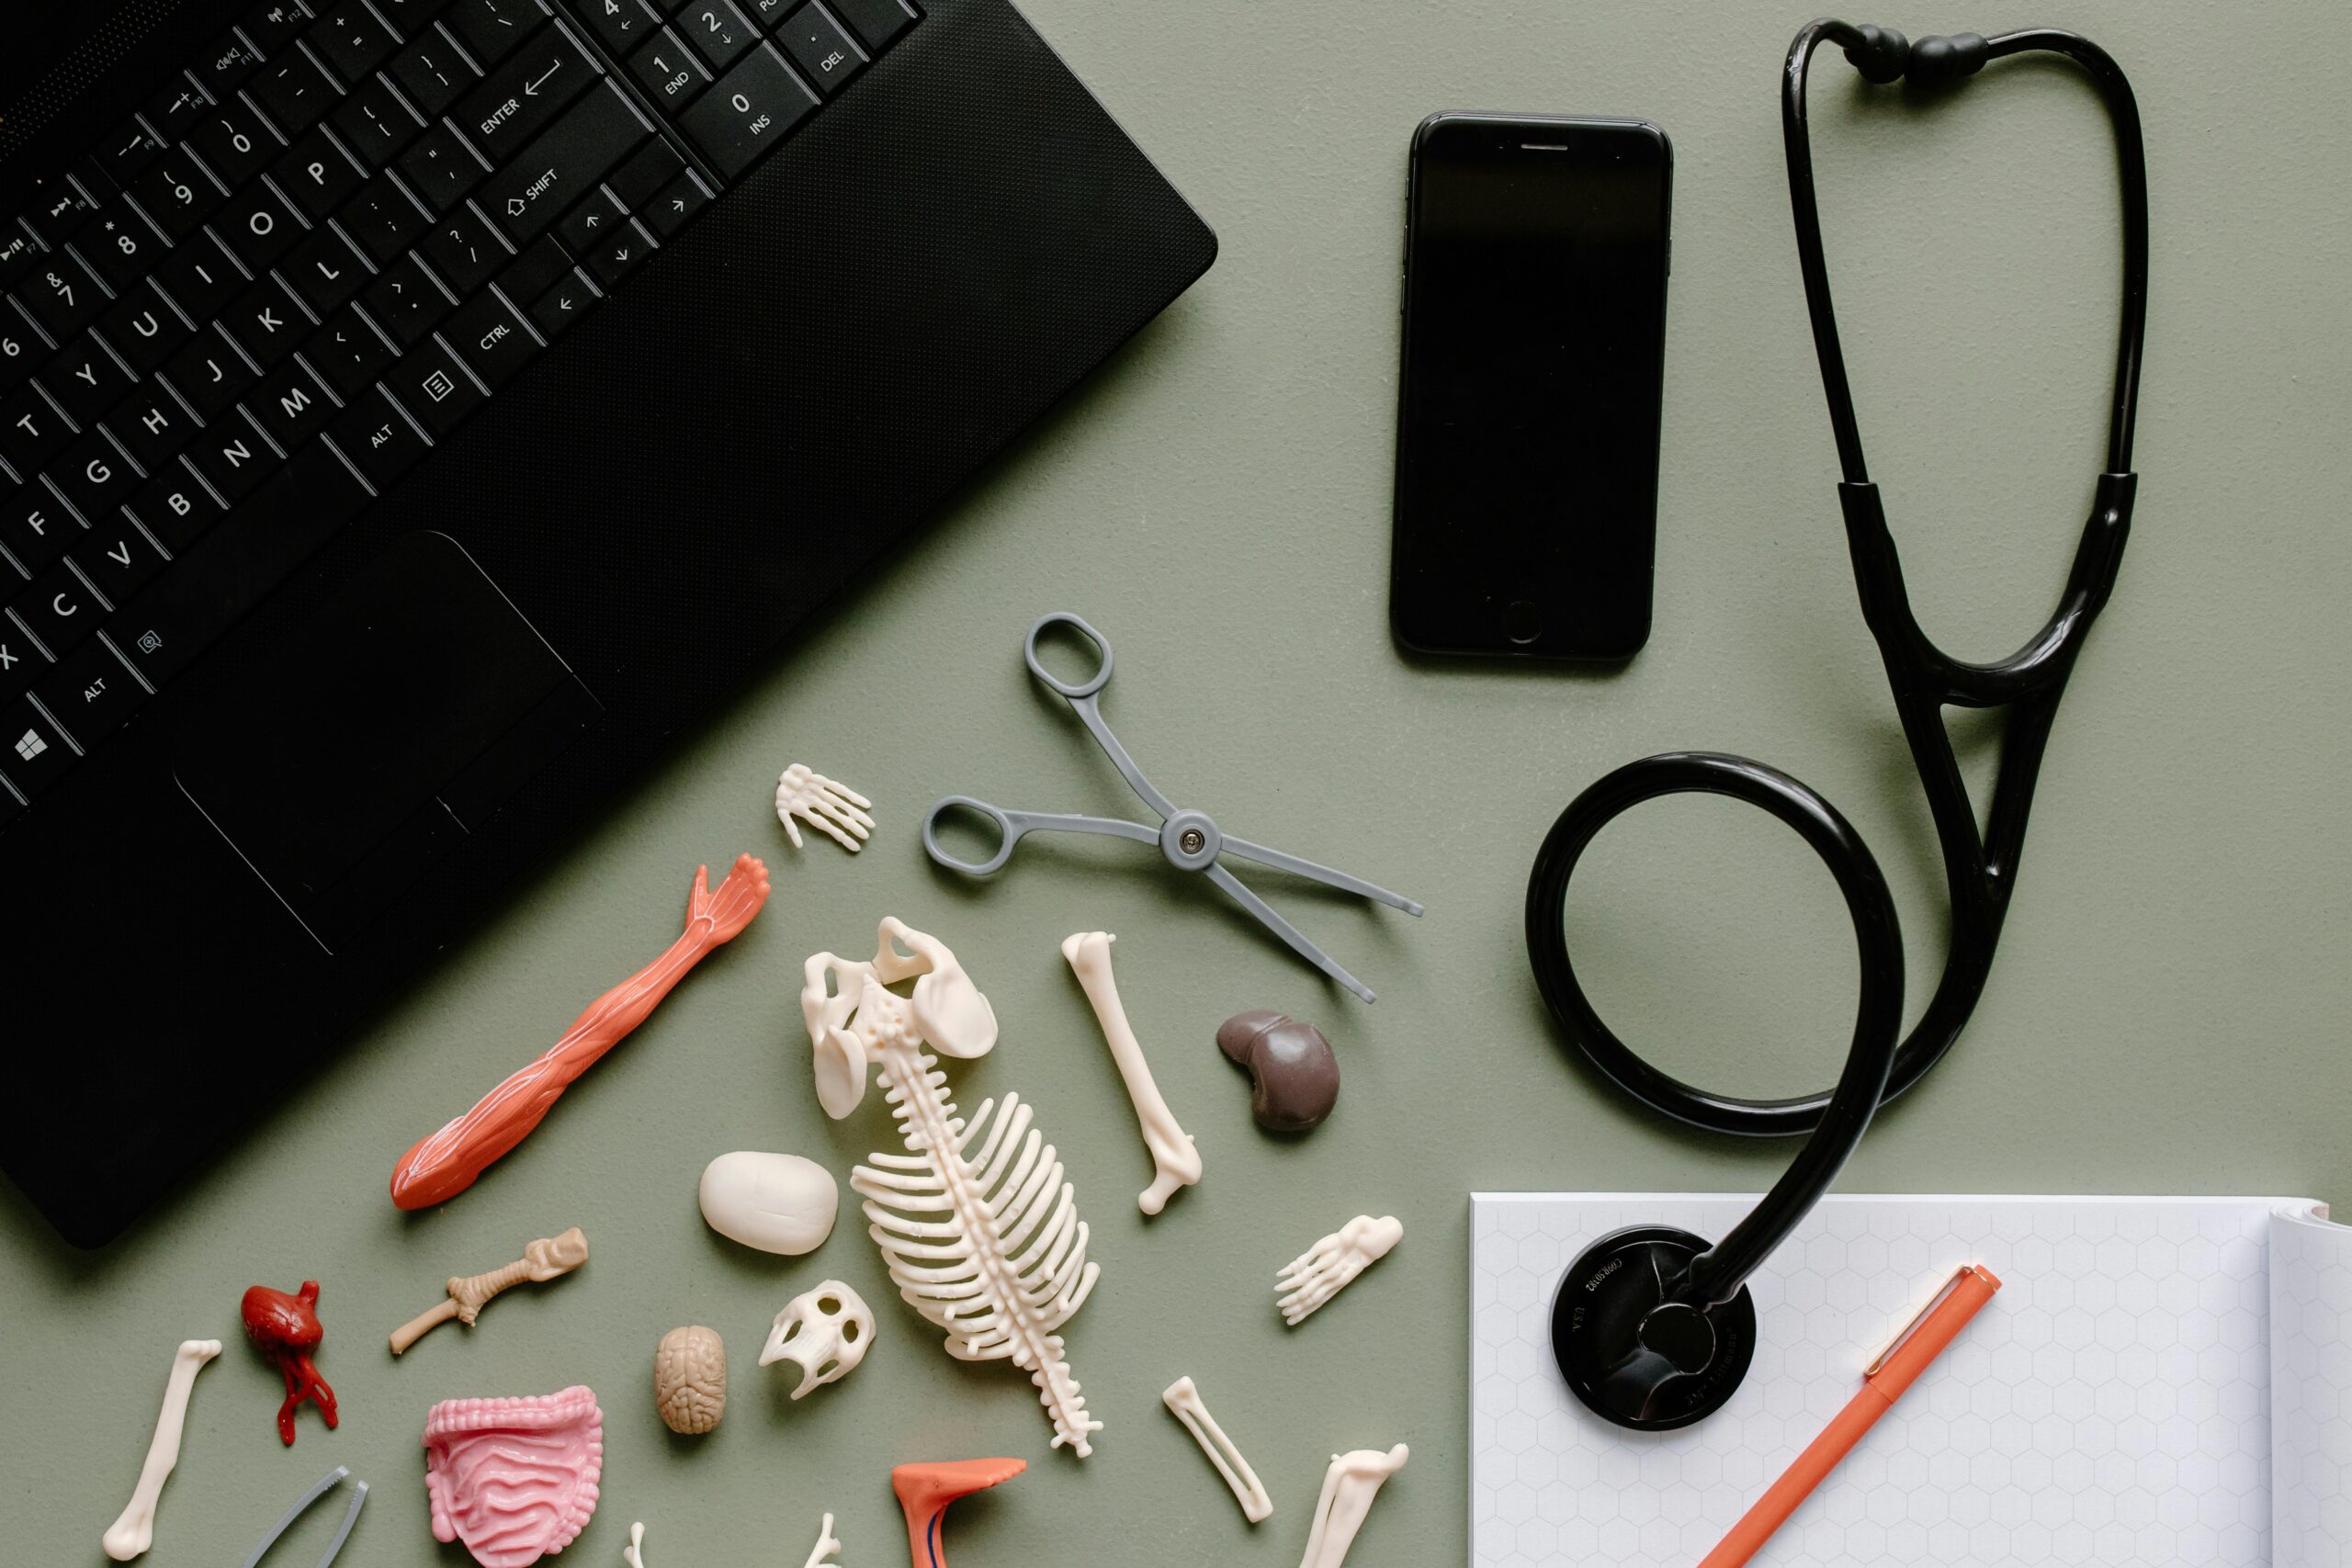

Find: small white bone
775;764;875;852
801;1514;843;1568
390;1226;590;1354
621;1520;649;1568
1276;1214;1402;1326
1161;1376;1272;1523
100;1338;220;1562
761;1280;876;1398
1062;931;1202;1215
1297;1445;1408;1568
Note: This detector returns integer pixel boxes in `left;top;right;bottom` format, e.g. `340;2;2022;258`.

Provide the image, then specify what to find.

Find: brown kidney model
1216;1010;1339;1133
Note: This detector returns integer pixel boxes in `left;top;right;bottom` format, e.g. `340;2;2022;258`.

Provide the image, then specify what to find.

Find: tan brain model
653;1325;727;1435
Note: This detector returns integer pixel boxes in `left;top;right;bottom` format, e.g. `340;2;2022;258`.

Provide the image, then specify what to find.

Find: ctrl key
1;696;77;800
681;44;819;179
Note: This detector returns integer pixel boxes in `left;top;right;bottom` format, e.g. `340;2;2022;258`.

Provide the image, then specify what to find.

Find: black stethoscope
1527;17;2147;1429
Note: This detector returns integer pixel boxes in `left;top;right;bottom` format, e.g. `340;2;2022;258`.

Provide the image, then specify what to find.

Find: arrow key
584;217;659;288
644;170;713;239
556;187;628;257
528;270;600;341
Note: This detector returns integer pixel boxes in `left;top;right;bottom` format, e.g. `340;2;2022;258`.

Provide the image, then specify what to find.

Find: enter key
454;20;599;165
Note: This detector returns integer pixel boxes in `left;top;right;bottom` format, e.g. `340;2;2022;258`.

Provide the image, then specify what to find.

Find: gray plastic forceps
922;613;1423;1001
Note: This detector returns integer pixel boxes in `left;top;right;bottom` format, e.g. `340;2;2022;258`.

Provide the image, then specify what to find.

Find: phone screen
1391;116;1671;660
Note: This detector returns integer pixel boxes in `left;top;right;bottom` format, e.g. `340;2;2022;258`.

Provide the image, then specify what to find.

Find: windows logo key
15;728;46;763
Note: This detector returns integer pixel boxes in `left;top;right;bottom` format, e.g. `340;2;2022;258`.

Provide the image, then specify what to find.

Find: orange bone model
893;1459;1025;1568
390;855;772;1210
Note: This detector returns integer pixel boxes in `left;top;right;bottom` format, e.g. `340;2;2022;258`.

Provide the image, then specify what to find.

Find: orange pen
1698;1264;2002;1568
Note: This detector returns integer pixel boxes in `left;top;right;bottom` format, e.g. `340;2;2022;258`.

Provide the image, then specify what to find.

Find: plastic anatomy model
423;1386;604;1568
801;918;1103;1457
1161;1375;1272;1523
892;1459;1023;1568
1062;931;1201;1214
775;764;876;852
1277;1215;1403;1326
242;1281;338;1445
762;1280;876;1398
1216;1010;1340;1133
390;855;772;1209
653;1325;728;1435
390;1227;590;1354
1297;1445;1408;1568
697;1151;839;1255
99;1338;220;1562
629;1515;845;1568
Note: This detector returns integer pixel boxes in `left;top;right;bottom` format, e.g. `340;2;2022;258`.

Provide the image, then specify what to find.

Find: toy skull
760;1280;875;1399
801;918;997;1119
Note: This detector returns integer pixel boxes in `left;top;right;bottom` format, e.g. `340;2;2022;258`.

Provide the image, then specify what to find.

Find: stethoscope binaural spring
1527;17;2148;1431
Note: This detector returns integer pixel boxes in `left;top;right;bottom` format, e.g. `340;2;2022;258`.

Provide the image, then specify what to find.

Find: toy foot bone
892;1458;1023;1568
422;1386;603;1568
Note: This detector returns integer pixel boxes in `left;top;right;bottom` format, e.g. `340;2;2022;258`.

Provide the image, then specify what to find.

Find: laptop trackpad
175;532;601;952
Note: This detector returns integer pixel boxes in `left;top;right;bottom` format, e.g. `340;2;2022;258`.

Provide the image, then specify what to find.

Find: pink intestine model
423;1387;603;1568
390;856;771;1210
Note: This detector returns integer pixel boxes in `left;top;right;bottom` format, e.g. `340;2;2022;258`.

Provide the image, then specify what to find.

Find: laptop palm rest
174;532;601;953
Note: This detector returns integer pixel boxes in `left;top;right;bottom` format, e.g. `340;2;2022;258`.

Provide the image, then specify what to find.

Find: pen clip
1865;1266;1973;1378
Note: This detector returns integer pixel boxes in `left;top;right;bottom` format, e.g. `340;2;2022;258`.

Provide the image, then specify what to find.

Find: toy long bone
922;614;1422;1002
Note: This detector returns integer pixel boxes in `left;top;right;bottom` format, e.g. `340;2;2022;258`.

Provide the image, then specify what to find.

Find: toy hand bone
1062;931;1201;1214
1298;1445;1408;1568
776;764;875;852
99;1338;220;1562
390;1228;589;1354
391;855;770;1209
801;1514;842;1568
1277;1215;1402;1326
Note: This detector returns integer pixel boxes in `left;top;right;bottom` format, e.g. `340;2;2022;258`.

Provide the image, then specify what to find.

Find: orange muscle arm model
390;855;772;1210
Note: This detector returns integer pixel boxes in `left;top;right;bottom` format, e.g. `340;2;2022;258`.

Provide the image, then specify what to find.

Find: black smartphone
1391;113;1672;660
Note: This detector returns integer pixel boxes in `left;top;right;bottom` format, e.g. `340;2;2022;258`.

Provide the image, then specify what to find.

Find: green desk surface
9;3;2348;1563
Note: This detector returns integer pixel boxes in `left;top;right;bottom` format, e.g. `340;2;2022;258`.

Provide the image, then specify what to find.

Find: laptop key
0;616;41;704
71;201;171;295
388;34;482;118
195;30;268;99
626;29;713;111
24;561;104;651
241;2;314;49
36;638;146;748
310;4;405;83
330;76;427;167
771;4;865;96
555;188;626;255
223;275;313;367
457;23;599;165
163;333;262;422
126;157;224;244
246;358;339;450
609;137;684;209
16;257;106;343
825;0;916;52
329;387;428;487
361;254;455;347
99;117;171;186
385;339;484;436
99;282;196;376
0;383;75;473
527;270;597;339
642;169;710;237
1;696;75;796
679;44;816;179
396;124;492;214
189;100;280;189
568;0;661;54
444;288;539;388
187;413;282;500
67;516;165;605
420;208;511;295
305;305;398;399
153;234;245;321
342;174;431;265
444;0;543;65
478;82;654;243
142;75;215;142
54;431;144;519
373;0;461;28
281;223;375;316
583;217;656;287
213;185;307;275
42;333;136;426
107;386;198;470
250;48;344;138
272;128;368;223
129;468;226;552
0;479;77;572
496;234;575;304
677;1;758;72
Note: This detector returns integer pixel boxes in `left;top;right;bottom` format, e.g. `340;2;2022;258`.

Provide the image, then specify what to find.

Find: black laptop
0;0;1216;1246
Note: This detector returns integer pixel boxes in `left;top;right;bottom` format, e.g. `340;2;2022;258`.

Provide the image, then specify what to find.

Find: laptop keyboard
0;0;919;827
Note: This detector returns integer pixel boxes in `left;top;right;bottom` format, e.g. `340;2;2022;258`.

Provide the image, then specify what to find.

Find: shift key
478;81;653;244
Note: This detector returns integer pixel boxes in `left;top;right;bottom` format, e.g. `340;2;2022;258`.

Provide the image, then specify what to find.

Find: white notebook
1469;1194;2352;1567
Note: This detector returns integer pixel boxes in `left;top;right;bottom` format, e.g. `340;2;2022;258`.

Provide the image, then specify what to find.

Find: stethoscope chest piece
1552;1224;1758;1430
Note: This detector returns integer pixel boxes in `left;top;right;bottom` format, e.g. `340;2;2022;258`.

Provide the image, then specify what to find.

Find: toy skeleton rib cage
799;919;1104;1457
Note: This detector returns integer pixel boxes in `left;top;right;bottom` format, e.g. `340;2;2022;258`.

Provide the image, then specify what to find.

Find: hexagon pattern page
1470;1193;2352;1568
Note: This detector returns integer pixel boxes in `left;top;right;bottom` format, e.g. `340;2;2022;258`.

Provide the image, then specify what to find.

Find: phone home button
1504;599;1544;646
